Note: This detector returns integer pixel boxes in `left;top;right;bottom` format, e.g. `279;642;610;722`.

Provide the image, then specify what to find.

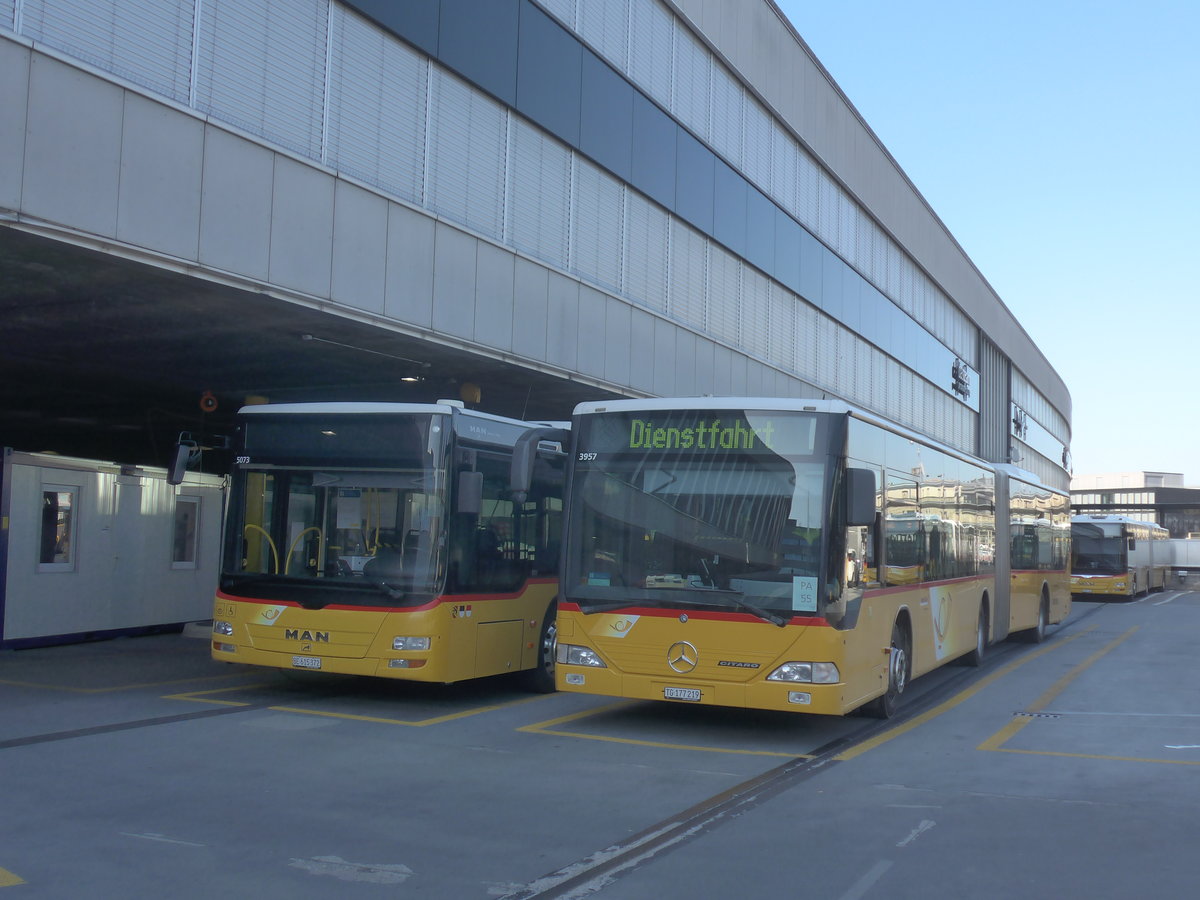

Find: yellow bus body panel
556;576;995;716
212;582;557;683
1070;573;1132;597
1009;570;1071;631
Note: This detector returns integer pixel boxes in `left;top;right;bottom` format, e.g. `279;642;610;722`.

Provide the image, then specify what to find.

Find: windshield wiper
578;598;649;613
367;579;407;602
693;556;787;627
703;589;789;627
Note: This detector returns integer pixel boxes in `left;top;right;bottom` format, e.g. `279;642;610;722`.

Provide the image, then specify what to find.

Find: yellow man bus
554;398;1070;717
1070;514;1169;598
203;401;567;690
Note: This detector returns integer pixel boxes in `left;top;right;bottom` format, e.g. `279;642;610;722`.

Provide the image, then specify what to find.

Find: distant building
1071;472;1200;538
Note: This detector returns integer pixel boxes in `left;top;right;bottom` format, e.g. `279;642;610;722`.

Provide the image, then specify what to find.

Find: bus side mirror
846;468;876;527
167;441;196;485
457;471;483;515
509;426;571;506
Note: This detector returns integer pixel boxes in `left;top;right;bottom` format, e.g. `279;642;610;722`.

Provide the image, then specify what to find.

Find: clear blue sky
775;0;1200;482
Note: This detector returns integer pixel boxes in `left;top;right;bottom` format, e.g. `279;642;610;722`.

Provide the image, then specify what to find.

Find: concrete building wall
0;0;1071;489
670;0;1066;407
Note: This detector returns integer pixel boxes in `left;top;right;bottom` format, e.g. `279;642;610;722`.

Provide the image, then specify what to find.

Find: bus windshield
564;409;834;620
1071;522;1126;575
222;413;448;607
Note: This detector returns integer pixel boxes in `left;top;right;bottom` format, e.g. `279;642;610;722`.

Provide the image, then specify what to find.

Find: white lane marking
1165;745;1200;750
289;856;413;884
1154;592;1186;605
120;832;206;847
837;860;893;900
896;819;936;848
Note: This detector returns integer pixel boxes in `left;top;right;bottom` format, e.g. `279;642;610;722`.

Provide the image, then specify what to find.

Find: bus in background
555;398;1070;718
1071;514;1169;599
205;401;567;690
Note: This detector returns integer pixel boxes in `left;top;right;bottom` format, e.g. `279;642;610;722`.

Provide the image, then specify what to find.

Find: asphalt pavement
2;592;1198;898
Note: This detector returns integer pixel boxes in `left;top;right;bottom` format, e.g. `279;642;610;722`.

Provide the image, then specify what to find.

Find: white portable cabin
0;449;225;648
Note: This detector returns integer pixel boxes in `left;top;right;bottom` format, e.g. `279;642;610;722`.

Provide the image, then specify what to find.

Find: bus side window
470;453;526;592
524;453;565;577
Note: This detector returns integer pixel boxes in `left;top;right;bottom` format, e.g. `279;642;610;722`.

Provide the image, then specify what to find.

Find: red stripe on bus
217;578;558;613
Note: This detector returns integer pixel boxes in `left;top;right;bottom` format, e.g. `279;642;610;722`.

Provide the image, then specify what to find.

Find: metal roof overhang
0;225;617;469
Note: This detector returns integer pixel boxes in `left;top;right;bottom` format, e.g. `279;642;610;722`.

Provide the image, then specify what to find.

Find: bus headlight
213;620;234;637
392;636;431;651
556;643;607;667
767;661;840;684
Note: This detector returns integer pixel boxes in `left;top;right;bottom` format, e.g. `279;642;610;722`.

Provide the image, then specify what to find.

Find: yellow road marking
978;626;1137;753
268;692;547;726
975;626;1196;765
0;867;25;887
975;716;1028;752
165;683;274;706
835;627;1095;761
1028;626;1138;714
519;701;804;758
167;682;548;725
520;700;638;730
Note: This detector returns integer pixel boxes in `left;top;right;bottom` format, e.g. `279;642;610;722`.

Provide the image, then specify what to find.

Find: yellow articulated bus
1070;514;1169;599
201;401;567;690
554;398;1070;718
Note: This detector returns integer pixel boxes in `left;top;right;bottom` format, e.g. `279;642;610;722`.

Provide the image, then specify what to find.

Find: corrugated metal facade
0;0;1070;488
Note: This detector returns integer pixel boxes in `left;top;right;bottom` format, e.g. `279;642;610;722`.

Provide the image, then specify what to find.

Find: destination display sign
242;413;434;467
578;410;820;458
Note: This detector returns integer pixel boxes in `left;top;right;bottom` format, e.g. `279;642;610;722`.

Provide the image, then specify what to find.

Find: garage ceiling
0;226;618;469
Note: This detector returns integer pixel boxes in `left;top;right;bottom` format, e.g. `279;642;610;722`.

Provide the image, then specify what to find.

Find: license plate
291;655;321;669
664;686;701;702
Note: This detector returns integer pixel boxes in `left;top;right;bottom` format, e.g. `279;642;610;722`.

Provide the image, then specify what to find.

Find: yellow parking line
520;700;638;730
166;682;550;725
518;701;803;757
164;683;274;706
0;867;25;887
835;627;1095;761
269;693;547;727
979;626;1137;752
976;717;1028;752
976;626;1196;765
1027;626;1139;714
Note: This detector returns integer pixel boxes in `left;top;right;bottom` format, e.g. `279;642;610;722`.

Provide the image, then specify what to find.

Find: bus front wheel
519;605;557;694
865;620;910;719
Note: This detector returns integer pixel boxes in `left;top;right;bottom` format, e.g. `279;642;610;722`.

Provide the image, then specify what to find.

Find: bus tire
865;619;910;719
1020;590;1049;644
519;604;557;694
958;602;988;667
